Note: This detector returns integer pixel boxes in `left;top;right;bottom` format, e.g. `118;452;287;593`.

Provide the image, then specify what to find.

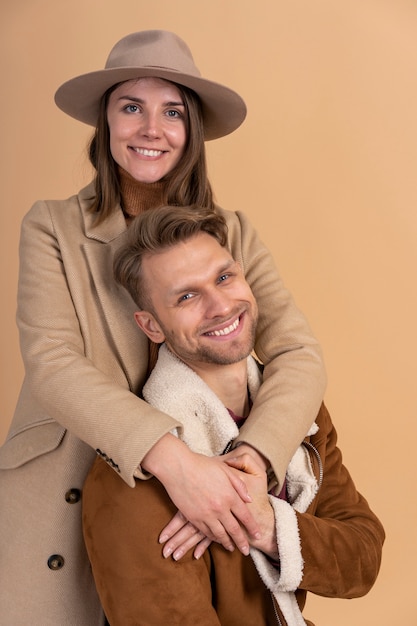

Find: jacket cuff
250;496;303;593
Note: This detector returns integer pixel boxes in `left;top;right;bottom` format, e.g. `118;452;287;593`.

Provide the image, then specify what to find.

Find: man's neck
186;360;249;417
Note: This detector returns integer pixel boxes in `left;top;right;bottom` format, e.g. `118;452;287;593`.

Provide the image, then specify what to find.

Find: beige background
1;1;416;624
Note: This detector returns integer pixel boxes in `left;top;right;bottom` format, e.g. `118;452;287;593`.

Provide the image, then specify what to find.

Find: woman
0;30;326;625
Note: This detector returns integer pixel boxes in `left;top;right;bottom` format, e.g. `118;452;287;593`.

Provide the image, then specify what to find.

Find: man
82;205;384;626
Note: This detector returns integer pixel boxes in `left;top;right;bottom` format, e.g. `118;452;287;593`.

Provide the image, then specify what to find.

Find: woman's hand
142;433;261;555
156;440;277;561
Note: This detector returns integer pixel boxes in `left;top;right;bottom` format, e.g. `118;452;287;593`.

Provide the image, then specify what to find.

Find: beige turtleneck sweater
118;166;167;371
118;166;166;218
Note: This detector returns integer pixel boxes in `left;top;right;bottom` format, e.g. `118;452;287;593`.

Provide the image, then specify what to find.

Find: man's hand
142;433;261;555
225;442;269;472
225;451;278;560
158;510;212;560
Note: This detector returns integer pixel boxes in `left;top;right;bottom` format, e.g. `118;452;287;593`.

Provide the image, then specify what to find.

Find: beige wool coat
0;182;325;625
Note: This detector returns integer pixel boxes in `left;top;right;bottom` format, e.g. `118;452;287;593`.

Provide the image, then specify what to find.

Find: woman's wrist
141;432;191;482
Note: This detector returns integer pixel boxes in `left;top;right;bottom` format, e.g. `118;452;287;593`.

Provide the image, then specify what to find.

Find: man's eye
178;293;193;303
218;274;230;282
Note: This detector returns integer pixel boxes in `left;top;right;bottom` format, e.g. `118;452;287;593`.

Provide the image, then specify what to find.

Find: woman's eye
124;104;139;113
218;274;230;283
166;109;181;118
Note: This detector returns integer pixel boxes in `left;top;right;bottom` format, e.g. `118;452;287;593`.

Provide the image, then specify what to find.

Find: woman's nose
140;112;161;138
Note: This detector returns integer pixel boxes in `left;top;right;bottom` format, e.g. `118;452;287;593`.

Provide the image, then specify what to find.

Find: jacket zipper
272;593;283;625
302;440;323;489
271;443;321;626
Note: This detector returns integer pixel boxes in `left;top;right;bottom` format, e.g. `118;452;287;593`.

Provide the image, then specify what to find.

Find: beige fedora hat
54;30;246;140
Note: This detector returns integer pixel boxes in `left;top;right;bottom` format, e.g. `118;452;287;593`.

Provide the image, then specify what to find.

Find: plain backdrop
1;1;416;624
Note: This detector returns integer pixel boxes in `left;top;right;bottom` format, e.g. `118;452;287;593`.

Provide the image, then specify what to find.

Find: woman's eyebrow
116;95;184;107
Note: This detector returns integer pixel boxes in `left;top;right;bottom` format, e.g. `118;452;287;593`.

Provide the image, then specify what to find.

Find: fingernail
163;546;173;558
173;550;183;561
159;534;168;544
241;545;250;556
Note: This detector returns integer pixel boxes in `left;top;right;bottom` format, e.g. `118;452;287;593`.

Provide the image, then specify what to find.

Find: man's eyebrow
167;259;237;298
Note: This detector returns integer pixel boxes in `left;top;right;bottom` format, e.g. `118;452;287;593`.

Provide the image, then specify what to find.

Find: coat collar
79;181;127;243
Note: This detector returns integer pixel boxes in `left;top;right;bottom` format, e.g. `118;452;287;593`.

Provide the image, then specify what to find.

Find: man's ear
134;311;165;343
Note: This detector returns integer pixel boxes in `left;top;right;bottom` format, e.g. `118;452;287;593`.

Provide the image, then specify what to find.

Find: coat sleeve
13;199;181;485
296;405;385;598
221;208;327;488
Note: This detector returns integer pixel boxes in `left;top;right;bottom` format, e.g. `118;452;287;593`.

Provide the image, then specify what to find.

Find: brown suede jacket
82;346;384;625
143;346;386;625
143;346;385;626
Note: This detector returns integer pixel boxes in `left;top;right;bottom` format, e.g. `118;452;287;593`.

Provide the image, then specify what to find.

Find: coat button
65;488;81;504
47;554;65;570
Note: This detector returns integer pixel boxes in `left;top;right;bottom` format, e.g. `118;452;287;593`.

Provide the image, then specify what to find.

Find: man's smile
204;315;241;337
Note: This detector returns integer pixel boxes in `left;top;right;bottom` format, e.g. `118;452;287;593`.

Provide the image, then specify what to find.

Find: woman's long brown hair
88;80;215;224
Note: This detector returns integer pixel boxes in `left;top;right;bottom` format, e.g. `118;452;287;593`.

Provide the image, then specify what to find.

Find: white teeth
207;318;239;337
134;148;163;157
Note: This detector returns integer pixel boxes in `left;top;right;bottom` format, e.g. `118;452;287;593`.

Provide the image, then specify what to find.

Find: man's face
135;232;258;372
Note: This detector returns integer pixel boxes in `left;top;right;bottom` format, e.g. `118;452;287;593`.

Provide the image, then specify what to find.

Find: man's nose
205;289;232;318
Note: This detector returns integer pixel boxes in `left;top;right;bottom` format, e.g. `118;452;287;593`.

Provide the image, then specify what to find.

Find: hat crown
105;30;201;78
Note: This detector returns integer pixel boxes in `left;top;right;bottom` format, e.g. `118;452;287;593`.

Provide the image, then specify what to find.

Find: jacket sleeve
249;405;384;601
13;199;181;485
221;208;327;488
296;405;385;598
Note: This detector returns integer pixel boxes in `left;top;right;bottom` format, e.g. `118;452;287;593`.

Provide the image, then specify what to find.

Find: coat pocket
0;420;66;469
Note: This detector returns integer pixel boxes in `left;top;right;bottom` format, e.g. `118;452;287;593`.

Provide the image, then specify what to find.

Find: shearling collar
142;344;263;457
142;343;319;626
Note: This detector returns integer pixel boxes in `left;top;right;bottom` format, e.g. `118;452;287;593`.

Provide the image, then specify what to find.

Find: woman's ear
134;311;165;343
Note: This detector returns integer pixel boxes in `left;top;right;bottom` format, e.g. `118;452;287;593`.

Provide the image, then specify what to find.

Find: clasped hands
156;443;279;562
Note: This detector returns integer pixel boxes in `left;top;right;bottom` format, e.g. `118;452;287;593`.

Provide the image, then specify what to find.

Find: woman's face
107;77;187;183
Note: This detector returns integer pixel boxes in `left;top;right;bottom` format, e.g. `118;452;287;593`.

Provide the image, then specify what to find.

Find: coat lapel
79;185;148;392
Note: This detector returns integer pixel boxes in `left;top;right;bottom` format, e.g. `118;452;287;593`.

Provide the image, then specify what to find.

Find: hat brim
54;67;246;141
